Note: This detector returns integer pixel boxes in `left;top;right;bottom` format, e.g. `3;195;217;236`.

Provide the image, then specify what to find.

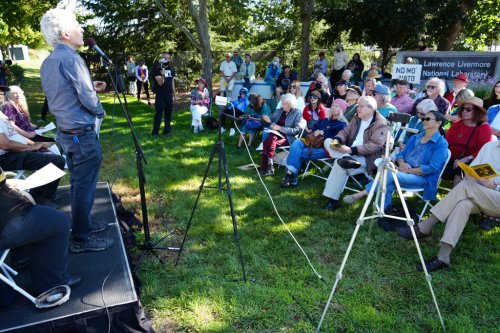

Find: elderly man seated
0;115;64;207
259;93;304;177
391;79;414;114
322;96;387;210
397;140;500;272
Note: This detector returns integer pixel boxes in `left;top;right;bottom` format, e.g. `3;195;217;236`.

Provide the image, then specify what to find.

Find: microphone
84;38;112;64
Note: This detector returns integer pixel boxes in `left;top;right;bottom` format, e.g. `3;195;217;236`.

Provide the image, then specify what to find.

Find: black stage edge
0;182;139;333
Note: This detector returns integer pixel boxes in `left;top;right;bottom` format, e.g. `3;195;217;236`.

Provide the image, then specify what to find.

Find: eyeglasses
290;85;297;89
417;112;426;116
426;85;437;90
422;117;436;122
310;96;319;100
462;107;474;113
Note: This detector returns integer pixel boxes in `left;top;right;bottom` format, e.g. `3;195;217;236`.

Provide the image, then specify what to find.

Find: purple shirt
2;102;36;132
392;94;414;114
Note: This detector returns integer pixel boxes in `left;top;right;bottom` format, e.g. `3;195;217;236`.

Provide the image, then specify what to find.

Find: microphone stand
100;58;179;270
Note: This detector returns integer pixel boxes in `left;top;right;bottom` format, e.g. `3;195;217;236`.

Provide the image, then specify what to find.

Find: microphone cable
232;122;360;333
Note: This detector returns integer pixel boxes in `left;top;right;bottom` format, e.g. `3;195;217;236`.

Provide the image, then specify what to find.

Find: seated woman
398;98;438;149
482;79;500;110
281;99;348;188
190;78;210;133
343;111;449;210
396;140;500;272
276;80;305;112
442;97;493;187
2;86;54;142
221;87;249;136
259;93;304;176
344;86;362;121
326;80;348;107
305;73;330;105
341;70;354;87
322;96;387;210
237;93;271;149
303;90;327;133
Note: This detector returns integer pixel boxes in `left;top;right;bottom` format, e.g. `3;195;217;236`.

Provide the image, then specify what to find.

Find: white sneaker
221;127;226;133
256;142;263;151
229;128;235;136
199;124;204;131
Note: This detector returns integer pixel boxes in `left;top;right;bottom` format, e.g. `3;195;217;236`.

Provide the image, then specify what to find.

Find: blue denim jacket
396;130;449;200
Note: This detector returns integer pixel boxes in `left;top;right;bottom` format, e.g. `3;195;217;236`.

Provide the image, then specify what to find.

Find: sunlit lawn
21;60;500;333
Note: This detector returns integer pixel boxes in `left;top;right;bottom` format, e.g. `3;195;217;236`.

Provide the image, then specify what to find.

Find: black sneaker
90;218;107;233
71;236;113;253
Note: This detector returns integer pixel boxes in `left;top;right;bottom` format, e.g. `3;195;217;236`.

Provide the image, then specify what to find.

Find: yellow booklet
458;162;500;179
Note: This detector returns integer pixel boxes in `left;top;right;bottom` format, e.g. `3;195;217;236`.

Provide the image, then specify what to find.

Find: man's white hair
358;95;377;110
40;8;78;47
281;93;298;109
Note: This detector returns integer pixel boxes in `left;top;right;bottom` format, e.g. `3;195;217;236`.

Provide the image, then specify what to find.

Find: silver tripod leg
317;157;446;332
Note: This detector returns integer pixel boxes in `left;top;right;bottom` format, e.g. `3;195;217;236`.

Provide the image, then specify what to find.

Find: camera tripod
316;118;446;332
175;105;247;282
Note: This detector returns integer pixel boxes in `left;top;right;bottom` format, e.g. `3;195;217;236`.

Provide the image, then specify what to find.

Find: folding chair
400;149;452;222
0;249;71;308
273;125;306;168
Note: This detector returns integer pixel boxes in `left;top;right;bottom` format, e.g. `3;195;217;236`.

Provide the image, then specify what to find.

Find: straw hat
457;96;486;113
366;69;381;79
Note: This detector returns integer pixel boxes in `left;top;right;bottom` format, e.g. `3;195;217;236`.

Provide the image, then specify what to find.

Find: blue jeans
57;130;102;242
286;139;328;174
365;171;426;210
0;206;70;293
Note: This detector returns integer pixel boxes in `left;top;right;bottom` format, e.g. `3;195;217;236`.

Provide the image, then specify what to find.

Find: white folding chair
400;149;452;222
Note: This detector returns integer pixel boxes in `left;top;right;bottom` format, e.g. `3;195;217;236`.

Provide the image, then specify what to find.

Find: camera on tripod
0;60;12;66
387;112;411;124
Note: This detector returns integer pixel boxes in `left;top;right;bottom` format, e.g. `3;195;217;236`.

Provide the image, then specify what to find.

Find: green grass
20;60;500;333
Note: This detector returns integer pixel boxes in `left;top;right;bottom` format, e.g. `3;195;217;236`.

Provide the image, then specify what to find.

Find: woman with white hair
410;77;451;116
259;93;304;176
2;86;54;142
341;69;354;87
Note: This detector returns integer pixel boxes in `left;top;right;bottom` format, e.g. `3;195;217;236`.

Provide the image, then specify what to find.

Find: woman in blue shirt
343;111;449;210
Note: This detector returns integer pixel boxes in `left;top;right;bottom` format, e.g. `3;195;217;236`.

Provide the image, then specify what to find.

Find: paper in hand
16;163;66;191
34;122;56;135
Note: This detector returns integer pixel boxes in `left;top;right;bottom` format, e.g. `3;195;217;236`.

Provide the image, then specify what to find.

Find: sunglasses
310;96;319;100
422;117;436;122
290;85;297;89
462;107;474;113
426;85;437;90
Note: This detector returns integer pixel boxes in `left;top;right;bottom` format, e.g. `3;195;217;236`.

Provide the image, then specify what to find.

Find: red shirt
302;104;326;122
445;120;493;159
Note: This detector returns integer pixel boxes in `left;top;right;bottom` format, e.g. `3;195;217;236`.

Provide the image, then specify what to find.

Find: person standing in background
330;44;349;88
136;59;151;105
125;55;137;97
152;52;176;137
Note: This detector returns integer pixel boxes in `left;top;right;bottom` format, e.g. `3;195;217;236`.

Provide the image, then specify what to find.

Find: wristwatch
467;155;474;162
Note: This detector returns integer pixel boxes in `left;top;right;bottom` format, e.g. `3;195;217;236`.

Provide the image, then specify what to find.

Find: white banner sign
392;64;422;84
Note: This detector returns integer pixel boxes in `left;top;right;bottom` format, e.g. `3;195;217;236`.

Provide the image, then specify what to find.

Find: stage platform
0;182;139;333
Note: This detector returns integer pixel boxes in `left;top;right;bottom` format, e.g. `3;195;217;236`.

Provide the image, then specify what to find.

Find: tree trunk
154;0;213;90
299;0;315;80
437;1;470;51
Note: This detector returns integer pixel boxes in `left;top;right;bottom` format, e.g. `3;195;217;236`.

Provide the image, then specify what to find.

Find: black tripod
175;105;247;282
100;59;178;270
